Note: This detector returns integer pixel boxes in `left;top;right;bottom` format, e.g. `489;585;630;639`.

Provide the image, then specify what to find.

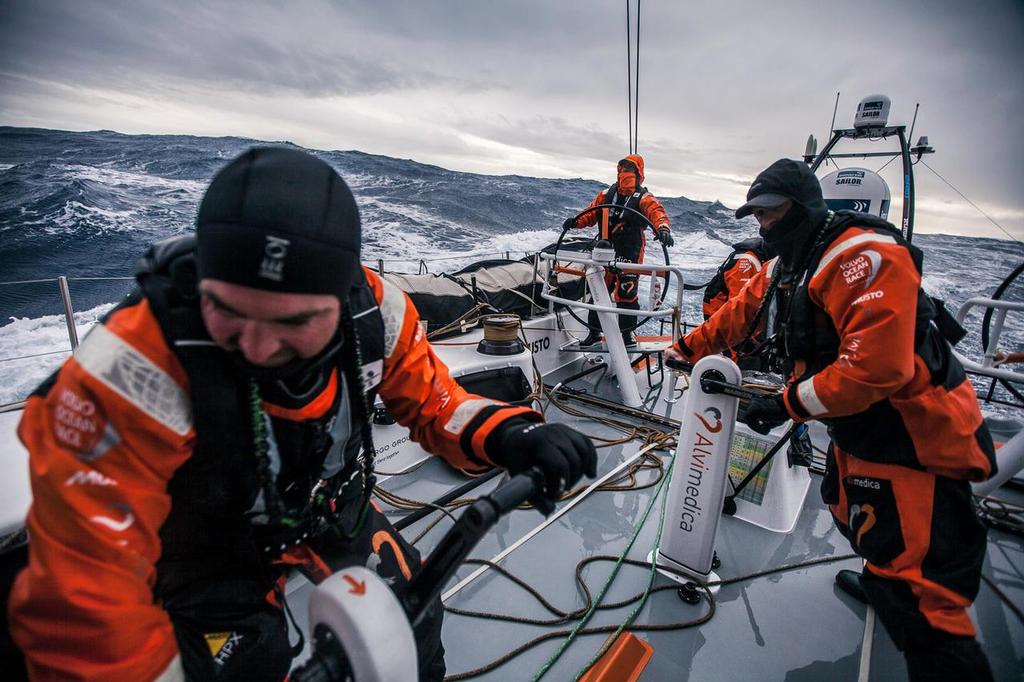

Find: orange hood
617;154;645;193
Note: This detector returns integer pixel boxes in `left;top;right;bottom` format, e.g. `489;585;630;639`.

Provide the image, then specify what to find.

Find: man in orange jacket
701;236;774;323
667;159;996;681
7;148;597;682
564;155;672;348
700;236;776;370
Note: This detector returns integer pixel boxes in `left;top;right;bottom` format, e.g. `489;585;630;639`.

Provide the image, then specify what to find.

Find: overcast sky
1;0;1022;241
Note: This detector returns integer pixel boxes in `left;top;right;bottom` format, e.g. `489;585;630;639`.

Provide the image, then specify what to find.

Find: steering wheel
981;262;1024;403
553;203;673;334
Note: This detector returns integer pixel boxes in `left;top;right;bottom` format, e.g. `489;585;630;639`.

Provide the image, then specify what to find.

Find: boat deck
289;357;1024;681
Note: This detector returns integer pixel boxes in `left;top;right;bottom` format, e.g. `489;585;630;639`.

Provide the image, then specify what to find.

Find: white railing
538;249;687;407
953;297;1024;385
537;251;686;324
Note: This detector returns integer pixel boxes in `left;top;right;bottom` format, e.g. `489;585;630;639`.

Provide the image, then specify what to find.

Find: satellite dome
819;167;891;219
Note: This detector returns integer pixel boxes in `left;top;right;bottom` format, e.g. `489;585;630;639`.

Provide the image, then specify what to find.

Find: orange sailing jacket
678;218;995;481
701;240;768;320
9;266;537;681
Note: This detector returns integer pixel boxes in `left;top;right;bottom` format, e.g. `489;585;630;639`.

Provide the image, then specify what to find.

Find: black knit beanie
196;146;361;302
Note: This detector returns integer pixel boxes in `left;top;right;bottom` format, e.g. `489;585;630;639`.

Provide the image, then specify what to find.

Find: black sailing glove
562;217;577;231
489;419;598;501
741;394;789;435
655;228;674;247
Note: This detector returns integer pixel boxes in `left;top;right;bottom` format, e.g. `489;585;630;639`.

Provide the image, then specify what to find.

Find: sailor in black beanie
9;146;597;682
733;158;829;270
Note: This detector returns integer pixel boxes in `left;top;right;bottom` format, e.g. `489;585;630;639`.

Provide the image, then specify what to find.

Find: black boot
579;310;603;347
835;569;869;604
618;304;638;349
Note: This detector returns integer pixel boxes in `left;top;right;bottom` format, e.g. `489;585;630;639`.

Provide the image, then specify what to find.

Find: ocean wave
1;127;1021;406
0;303;113;404
64;164;206;195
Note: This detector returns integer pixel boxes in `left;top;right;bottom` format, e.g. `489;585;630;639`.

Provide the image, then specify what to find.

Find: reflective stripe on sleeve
444;398;499;435
378;276;408;358
813;233;897;279
796;378;828;417
74;325;192;436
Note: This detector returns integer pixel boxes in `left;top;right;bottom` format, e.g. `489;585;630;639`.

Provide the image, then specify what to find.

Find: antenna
803;134;818;164
908;102;920;145
828;92;840;135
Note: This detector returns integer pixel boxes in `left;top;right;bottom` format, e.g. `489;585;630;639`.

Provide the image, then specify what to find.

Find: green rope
530;450;677;681
248;380;288;525
571;451;676;681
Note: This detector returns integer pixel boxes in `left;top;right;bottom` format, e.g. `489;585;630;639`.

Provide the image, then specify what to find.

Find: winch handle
292;469;549;682
664;358;767;403
403;468;548;628
490;467;552;515
664;357;695;373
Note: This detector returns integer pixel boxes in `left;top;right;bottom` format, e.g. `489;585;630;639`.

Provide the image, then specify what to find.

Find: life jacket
767;211;972;464
132;235;386;593
598;183;649;240
702;237;772;309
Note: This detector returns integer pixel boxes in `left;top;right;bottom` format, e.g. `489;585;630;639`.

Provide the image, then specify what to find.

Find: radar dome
820;167;891;219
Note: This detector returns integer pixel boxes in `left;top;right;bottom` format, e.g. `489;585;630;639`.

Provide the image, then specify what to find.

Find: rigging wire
875;153;900;174
624;0;642;154
634;0;641;155
919;159;1021;244
625;0;633;154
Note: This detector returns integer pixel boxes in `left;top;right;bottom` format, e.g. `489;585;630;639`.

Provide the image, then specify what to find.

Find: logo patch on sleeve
53;388;102;451
839;250;882;288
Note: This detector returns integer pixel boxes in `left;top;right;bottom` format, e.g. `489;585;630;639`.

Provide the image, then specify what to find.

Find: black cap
196;147;361;302
736;159;826;220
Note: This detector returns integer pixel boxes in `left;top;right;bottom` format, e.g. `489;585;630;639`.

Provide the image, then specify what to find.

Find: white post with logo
654;355;741;589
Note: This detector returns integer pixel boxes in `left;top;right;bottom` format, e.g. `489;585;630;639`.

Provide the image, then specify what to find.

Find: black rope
441;552;858;681
980;573;1024;625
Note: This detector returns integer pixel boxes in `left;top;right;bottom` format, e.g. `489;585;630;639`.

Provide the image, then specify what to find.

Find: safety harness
132;235;386;593
599;183;649;240
765;211;969;463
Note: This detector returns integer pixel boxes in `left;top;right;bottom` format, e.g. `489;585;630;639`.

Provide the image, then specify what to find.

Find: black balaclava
195;146;361;381
761;203;817;269
736;159;828;270
756;236;777;261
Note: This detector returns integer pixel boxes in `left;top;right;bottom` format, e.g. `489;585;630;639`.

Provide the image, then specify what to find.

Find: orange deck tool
579;631;654;682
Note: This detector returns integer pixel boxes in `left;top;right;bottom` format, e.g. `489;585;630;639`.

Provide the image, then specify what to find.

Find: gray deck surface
291;358;1024;681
